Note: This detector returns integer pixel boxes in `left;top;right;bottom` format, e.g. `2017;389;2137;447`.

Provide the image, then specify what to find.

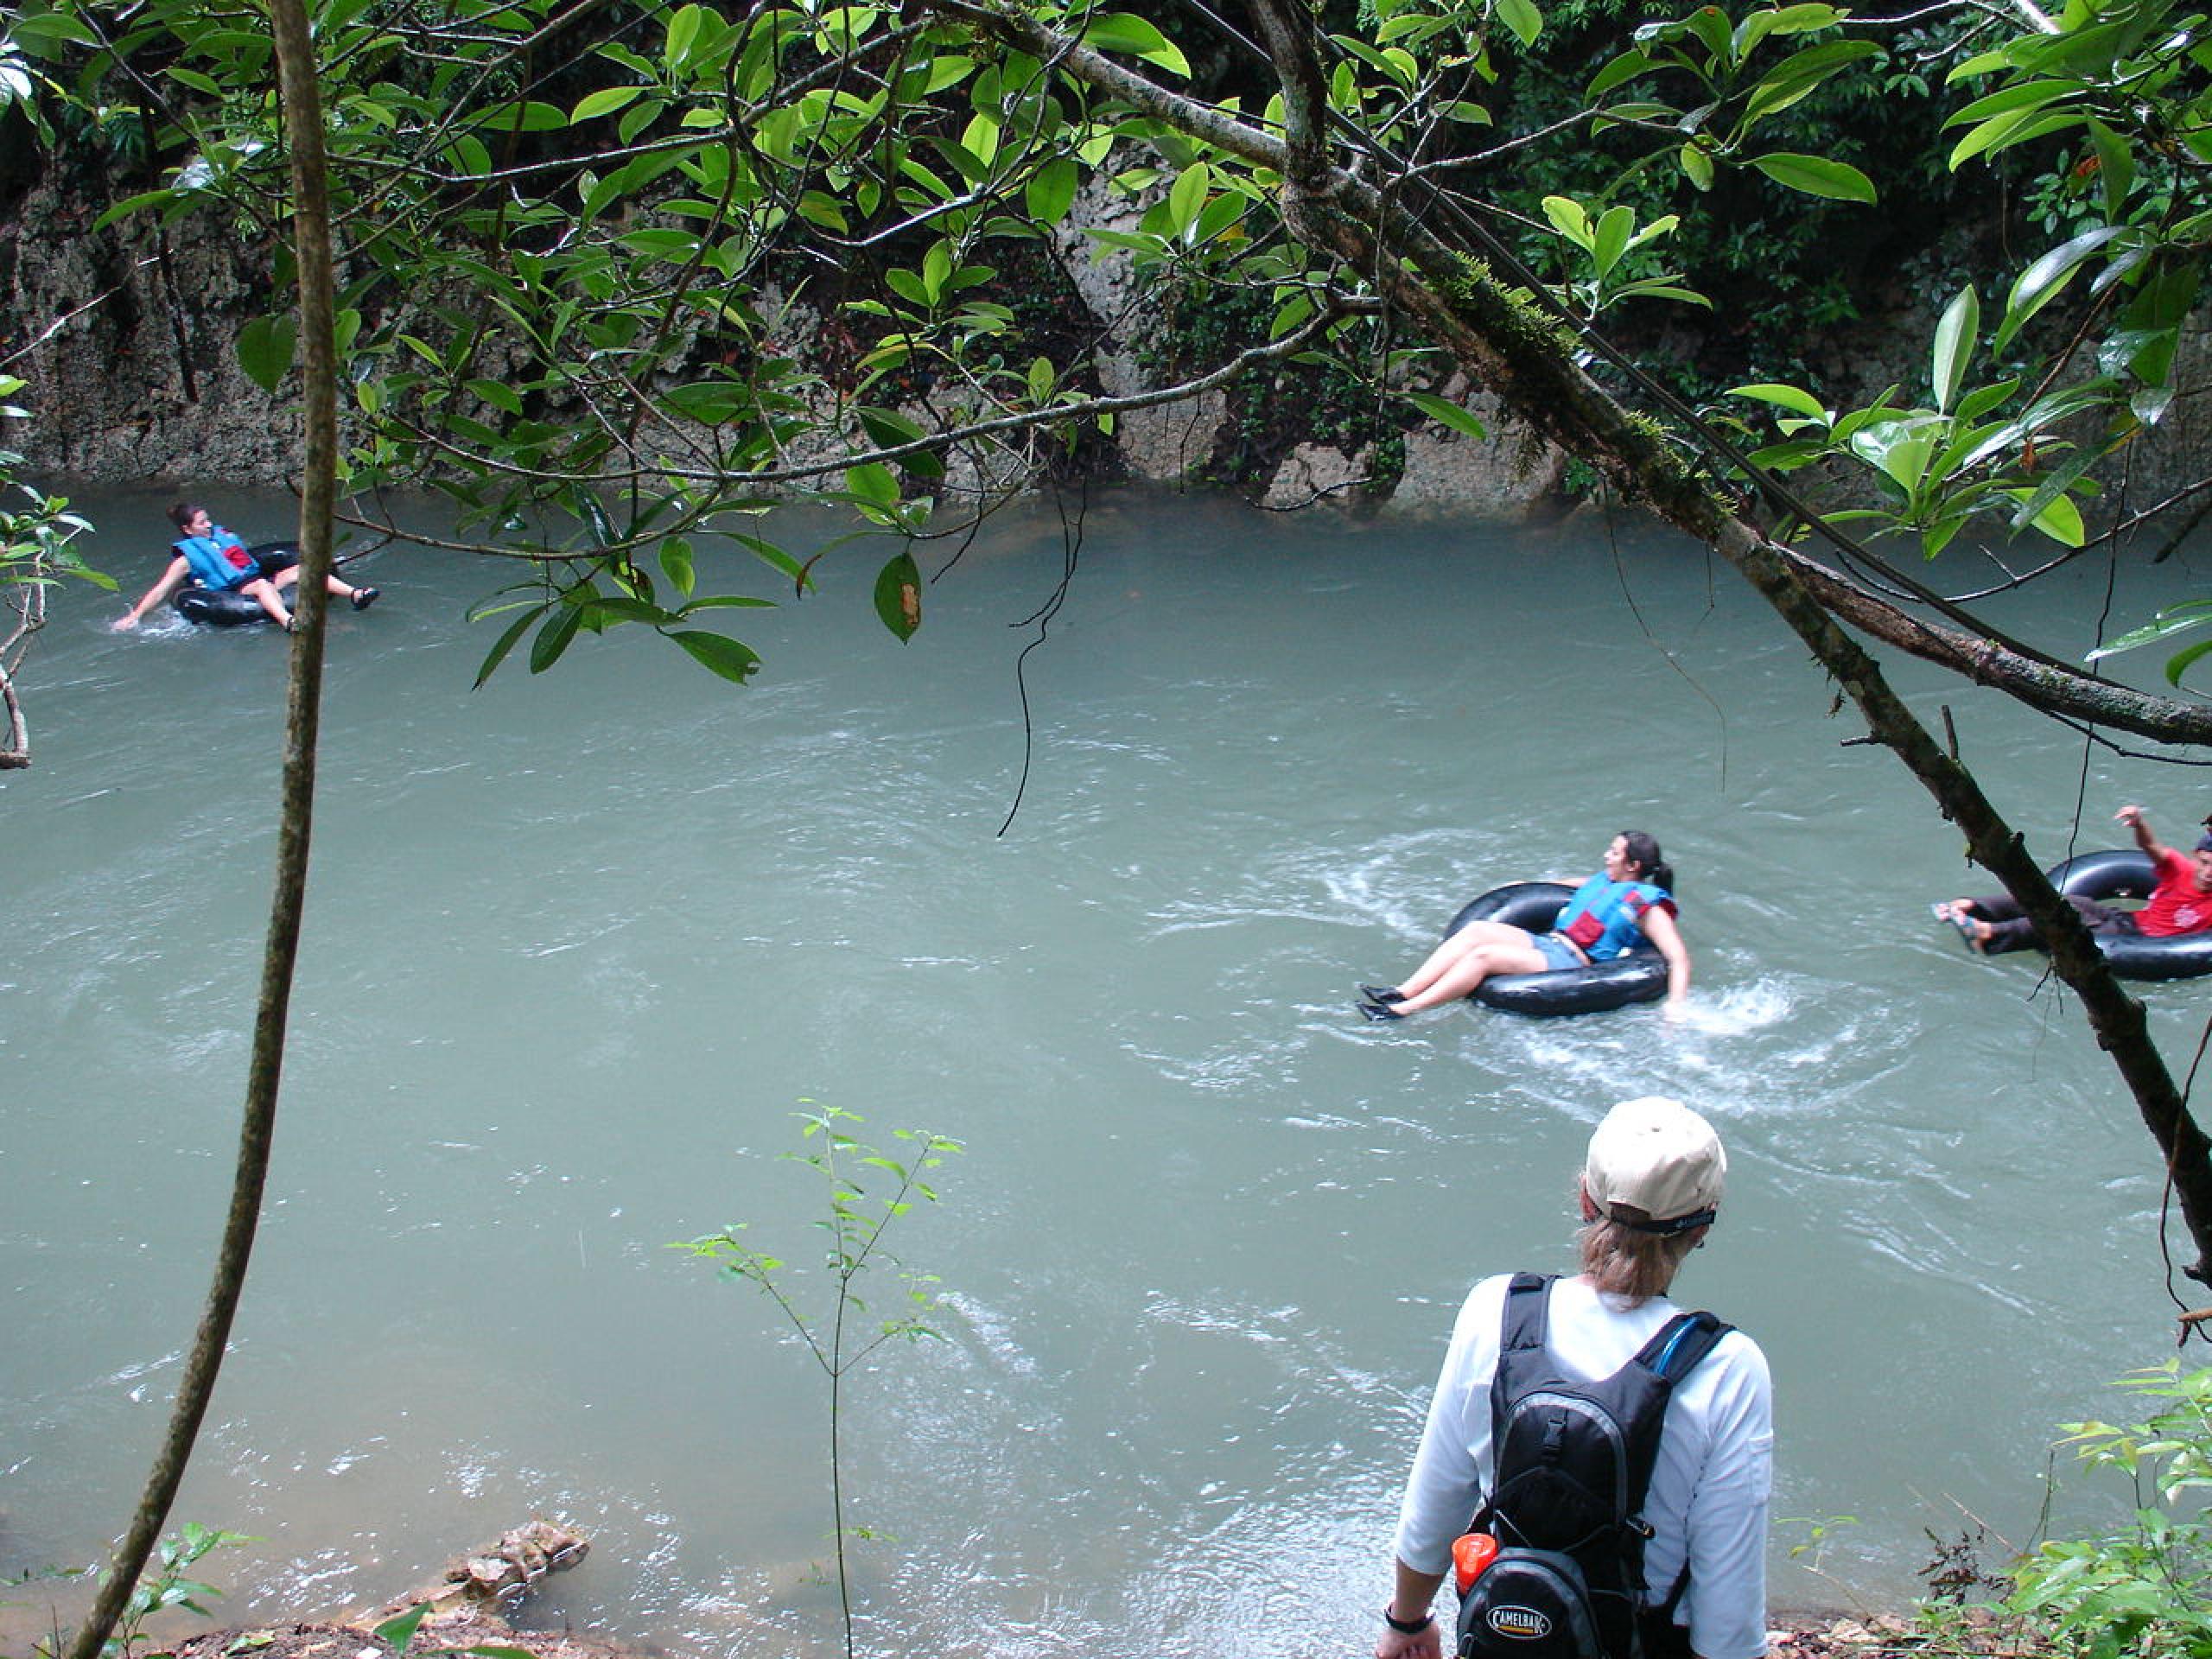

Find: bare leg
271;563;377;610
1395;938;1555;1013
1392;920;1542;1001
241;577;293;627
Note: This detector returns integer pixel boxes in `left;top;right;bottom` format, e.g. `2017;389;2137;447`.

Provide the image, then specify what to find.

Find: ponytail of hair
1618;830;1675;895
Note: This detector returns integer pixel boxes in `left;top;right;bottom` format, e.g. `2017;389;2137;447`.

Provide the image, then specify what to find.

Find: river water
6;483;2211;1656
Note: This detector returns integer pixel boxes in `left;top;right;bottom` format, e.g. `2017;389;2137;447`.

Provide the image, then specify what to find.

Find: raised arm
2117;804;2173;861
1639;902;1692;1019
112;556;190;631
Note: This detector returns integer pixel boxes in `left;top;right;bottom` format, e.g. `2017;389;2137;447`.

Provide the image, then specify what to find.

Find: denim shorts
1534;932;1584;971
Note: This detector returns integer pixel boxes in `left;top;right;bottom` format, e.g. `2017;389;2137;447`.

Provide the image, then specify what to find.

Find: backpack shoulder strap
1630;1309;1733;1383
1482;1273;1559;1502
1478;1282;1566;1530
1498;1272;1555;1357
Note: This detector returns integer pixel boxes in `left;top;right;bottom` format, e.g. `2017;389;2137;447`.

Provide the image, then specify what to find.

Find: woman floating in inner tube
1357;830;1690;1022
112;502;379;632
1934;804;2212;954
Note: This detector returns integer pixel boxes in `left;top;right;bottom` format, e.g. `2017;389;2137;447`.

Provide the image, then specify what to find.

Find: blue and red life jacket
175;528;257;591
1554;876;1675;961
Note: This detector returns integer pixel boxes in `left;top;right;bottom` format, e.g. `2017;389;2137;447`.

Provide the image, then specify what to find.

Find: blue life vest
1554;876;1675;961
175;528;257;591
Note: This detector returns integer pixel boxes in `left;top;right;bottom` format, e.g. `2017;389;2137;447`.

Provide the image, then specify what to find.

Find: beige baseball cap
1584;1096;1726;1233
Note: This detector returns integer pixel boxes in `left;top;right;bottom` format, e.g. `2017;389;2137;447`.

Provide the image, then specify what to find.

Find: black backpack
1453;1274;1732;1659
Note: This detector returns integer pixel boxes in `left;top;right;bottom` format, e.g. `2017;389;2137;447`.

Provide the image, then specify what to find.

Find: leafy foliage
1719;283;2092;558
3;0;2212;692
17;1522;257;1659
2005;1364;2212;1659
0;377;100;594
675;1105;961;1659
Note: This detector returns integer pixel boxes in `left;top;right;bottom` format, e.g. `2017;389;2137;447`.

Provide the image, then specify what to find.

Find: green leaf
2163;637;2212;687
1741;40;1885;124
580;596;679;627
1679;143;1714;191
7;10;97;46
237;313;296;393
2133;384;2174;427
529;603;585;673
2088;601;2212;661
1027;156;1077;225
1541;195;1592;248
874;550;922;641
1750;4;1848;41
665;3;705;67
1589;48;1657;100
961;112;1001;168
659;538;696;599
1910;514;1964;558
1750;152;1876;203
473;607;543;688
1404;391;1487;441
2087;116;2135;219
1493;0;1542;48
1166;161;1208;238
1079;13;1191;77
1591;204;1633;277
1954;377;2019;425
921;54;975;93
1848;416;1937;493
1931;285;1979;415
1997;226;2121;351
1681;7;1733;63
671;629;763;682
570;86;645;122
796;191;849;233
92;189;184;232
1948;106;2082;168
477;99;568;133
1192;189;1246;246
375;1604;432;1655
1942;77;2083;131
467;378;524;417
846;461;900;507
856;406;926;448
1608;279;1711;308
2007;486;2086;547
1728;382;1827;420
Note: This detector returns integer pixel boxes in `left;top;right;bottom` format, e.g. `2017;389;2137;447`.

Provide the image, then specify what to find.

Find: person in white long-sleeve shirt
1376;1096;1773;1659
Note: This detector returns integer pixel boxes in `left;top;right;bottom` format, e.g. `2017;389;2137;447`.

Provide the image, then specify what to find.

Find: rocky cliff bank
8;146;2210;529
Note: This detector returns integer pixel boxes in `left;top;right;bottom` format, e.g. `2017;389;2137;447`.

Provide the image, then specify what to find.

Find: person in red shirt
1935;804;2212;953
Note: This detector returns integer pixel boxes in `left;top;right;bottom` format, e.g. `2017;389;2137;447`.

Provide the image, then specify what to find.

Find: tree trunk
63;0;343;1651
